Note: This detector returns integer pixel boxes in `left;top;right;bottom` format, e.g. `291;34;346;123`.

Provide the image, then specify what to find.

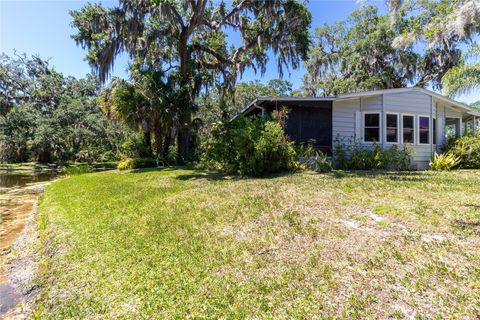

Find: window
433;118;436;145
364;113;380;142
419;116;430;144
386;113;398;143
402;115;415;144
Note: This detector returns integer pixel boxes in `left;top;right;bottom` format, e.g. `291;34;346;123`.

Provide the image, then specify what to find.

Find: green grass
34;169;480;318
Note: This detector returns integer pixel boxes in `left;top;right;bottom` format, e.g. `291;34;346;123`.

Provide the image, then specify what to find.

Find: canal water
0;171;58;316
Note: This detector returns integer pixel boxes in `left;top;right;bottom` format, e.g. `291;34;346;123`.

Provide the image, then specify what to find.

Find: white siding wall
332;91;444;170
332;98;359;144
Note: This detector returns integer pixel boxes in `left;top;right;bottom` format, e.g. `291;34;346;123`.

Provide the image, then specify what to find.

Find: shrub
295;143;316;163
117;158;157;170
332;136;351;170
157;145;179;166
296;143;333;173
429;152;461;171
63;164;91;175
202;116;296;176
311;151;333;173
445;135;480;168
332;136;413;170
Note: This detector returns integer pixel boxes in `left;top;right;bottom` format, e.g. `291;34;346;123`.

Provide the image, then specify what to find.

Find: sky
1;0;478;104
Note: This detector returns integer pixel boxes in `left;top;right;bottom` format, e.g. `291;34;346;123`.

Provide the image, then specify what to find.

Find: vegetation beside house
34;168;480;318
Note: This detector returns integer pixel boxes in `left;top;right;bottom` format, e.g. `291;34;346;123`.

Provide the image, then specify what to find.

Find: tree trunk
37;145;52;163
177;108;191;162
161;123;174;158
177;31;193;162
141;118;152;158
153;117;163;157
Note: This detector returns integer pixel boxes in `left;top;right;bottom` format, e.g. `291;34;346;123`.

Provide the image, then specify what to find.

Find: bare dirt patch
1;182;52;319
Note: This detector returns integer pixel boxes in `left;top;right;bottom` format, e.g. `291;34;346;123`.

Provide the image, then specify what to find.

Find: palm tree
441;63;480;97
100;78;153;157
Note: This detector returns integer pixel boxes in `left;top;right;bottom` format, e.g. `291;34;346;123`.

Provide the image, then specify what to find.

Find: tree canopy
392;0;480;98
71;0;312;159
303;4;471;96
0;54;124;163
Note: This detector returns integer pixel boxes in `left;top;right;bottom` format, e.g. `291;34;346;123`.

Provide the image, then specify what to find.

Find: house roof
235;96;336;119
236;87;474;119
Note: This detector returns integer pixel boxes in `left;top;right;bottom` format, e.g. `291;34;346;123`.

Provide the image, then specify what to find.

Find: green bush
333;136;413;170
429;152;461;171
445;135;480;168
296;143;333;173
202;116;296;176
156;145;179;166
63;164;91;175
117;158;157;170
312;151;333;173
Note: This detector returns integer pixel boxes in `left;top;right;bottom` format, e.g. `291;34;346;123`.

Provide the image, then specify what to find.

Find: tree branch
186;0;208;36
164;2;185;29
205;0;252;30
190;44;230;64
231;32;265;64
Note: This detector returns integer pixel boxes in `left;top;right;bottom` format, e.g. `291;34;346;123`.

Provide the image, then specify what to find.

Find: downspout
381;94;385;148
358;97;363;144
435;101;439;153
430;96;434;157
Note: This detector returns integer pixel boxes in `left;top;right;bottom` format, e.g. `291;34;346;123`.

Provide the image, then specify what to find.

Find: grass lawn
34;168;480;319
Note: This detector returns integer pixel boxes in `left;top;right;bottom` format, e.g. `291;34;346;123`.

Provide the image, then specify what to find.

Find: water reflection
0;172;58;189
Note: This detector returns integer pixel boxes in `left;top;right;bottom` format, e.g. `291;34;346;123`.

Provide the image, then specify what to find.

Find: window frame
401;113;416;145
417;115;431;145
362;112;382;144
384;112;400;144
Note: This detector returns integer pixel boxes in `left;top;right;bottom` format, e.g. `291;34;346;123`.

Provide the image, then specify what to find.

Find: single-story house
237;87;480;170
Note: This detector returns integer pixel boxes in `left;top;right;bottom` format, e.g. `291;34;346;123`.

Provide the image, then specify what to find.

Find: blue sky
1;0;478;104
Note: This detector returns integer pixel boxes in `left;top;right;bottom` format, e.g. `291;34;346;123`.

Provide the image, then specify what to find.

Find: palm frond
442;63;480;97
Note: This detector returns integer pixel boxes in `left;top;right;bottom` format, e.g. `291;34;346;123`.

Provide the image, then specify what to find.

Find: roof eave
337;87;471;112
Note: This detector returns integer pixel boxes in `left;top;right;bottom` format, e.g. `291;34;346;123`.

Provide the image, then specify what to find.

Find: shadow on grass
175;171;233;181
128;166;235;181
175;170;295;182
129;166;187;174
130;165;433;183
452;219;480;232
465;204;480;210
326;170;433;182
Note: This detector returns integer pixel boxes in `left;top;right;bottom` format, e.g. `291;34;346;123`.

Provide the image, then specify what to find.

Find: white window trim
401;113;416;145
362;111;382;144
417;114;431;145
384;112;400;144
